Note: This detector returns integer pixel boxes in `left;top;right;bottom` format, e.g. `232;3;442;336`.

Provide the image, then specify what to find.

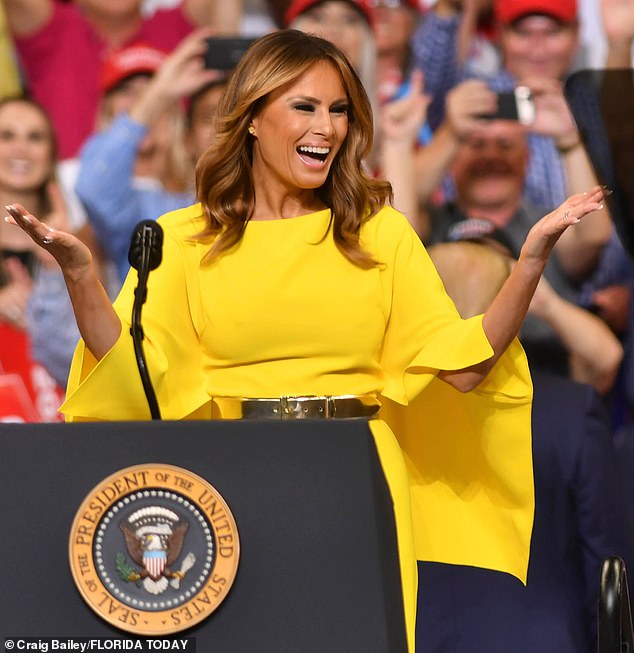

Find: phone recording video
481;86;536;125
203;37;256;71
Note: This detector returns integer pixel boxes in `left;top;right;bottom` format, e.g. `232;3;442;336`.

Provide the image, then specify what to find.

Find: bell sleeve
60;209;210;421
373;209;534;583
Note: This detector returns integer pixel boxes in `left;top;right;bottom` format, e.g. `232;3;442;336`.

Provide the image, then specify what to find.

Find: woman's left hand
521;186;606;263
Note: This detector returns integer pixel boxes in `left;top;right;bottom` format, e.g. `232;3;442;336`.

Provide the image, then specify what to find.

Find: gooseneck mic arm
128;220;164;420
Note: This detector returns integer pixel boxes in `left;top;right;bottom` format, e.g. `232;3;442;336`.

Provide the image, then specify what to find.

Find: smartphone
203;37;256;71
482;86;536;125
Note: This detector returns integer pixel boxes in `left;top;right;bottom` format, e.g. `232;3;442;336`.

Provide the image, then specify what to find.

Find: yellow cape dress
62;204;534;652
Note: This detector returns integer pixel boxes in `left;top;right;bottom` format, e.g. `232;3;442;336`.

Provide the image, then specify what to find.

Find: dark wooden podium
0;420;406;652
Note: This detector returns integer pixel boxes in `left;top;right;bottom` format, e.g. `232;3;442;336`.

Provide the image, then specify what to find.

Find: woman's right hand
4;203;93;283
5;202;122;361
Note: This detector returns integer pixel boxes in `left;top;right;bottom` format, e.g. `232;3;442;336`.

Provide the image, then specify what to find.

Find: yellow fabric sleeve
62;209;210;420
371;210;534;583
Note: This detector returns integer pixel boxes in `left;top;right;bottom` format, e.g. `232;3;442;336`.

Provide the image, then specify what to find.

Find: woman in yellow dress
4;29;607;652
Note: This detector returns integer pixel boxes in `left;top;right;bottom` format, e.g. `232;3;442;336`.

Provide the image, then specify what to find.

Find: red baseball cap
284;0;375;29
494;0;577;24
100;44;167;94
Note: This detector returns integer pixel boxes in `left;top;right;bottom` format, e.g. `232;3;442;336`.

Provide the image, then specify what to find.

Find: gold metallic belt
212;394;381;420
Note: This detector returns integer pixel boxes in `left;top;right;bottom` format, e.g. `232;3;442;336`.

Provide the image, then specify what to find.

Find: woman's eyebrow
287;95;348;104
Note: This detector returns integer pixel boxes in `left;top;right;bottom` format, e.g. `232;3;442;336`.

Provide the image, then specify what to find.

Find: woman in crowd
5;30;607;648
0;96;72;417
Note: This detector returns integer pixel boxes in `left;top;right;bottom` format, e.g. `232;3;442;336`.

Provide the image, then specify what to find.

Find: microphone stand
130;224;161;420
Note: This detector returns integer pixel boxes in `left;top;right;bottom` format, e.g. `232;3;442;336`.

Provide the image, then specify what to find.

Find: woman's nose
312;108;335;137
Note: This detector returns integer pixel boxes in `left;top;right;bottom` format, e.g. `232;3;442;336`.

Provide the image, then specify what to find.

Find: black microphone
128;219;163;271
128;220;164;420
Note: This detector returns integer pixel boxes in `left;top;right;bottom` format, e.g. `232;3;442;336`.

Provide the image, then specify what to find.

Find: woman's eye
28;132;47;143
294;104;314;112
331;105;348;115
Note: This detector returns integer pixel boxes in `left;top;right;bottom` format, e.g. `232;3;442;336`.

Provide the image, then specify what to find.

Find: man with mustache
434;119;530;237
410;0;580;211
427;117;570;262
425;117;576;316
425;117;623;388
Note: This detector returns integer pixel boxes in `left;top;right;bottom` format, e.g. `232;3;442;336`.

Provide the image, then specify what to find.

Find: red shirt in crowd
14;2;194;159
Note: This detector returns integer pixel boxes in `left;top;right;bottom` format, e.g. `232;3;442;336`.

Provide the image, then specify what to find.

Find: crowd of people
0;0;633;651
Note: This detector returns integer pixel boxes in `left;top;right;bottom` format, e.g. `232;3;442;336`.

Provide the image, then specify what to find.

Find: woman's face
0;101;54;193
374;2;417;57
250;61;349;197
297;1;368;69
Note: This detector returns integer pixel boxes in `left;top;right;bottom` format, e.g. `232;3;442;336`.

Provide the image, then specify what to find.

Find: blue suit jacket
416;371;624;653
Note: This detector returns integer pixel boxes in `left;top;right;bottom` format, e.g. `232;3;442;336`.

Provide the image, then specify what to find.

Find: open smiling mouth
297;145;330;163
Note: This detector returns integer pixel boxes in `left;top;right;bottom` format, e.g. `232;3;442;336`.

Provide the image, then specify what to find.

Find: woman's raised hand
5;201;122;361
521;186;607;263
4;203;93;282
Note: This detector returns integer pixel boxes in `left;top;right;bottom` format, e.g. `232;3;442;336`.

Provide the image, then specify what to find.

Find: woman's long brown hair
195;29;391;268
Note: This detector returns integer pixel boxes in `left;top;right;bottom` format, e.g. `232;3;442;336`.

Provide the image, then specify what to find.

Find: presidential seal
69;464;240;635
